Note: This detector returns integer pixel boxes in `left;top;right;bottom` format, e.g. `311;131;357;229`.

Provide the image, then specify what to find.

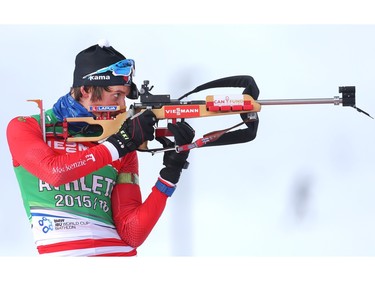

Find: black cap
73;40;133;87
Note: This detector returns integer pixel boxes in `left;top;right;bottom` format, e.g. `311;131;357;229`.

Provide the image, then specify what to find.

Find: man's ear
80;86;90;98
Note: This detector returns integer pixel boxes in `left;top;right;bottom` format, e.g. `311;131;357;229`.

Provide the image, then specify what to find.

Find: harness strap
180;75;260;147
139;116;258;154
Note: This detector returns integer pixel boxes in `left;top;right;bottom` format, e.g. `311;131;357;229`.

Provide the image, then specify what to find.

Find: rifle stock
65;112;128;142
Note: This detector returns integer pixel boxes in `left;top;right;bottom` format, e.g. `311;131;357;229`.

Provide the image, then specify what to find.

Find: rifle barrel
257;96;341;106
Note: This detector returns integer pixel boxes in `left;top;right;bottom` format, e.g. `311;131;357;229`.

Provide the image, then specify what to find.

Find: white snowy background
1;24;375;262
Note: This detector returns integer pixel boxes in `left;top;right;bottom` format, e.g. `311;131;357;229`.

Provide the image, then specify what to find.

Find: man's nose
118;98;126;107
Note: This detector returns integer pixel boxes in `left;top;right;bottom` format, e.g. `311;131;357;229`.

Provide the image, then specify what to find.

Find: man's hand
106;110;156;158
157;121;195;184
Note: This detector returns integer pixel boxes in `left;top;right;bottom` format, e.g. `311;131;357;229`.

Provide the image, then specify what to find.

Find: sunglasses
82;59;135;81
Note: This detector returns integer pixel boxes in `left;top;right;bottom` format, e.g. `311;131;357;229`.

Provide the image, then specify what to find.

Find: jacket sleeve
6;116;114;186
111;152;170;248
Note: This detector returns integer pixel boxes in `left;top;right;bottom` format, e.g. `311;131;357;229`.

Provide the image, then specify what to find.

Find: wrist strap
106;130;137;158
155;179;176;197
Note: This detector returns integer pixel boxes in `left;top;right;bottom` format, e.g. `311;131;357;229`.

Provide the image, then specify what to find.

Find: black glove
106;110;156;157
157;121;195;184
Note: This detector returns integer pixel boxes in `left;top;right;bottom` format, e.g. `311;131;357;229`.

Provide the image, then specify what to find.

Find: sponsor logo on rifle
164;105;200;118
213;95;244;106
90;105;118;111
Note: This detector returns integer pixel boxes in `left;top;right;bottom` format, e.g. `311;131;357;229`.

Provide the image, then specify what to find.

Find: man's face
91;85;131;107
80;85;132;118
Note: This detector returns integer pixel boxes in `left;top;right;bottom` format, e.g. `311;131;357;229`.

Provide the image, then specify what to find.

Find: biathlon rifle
29;75;372;154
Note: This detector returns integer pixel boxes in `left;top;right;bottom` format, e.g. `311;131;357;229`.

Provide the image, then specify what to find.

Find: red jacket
6;111;171;256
